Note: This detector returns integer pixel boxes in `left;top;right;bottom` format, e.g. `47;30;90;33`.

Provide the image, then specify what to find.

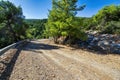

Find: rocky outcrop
77;34;120;54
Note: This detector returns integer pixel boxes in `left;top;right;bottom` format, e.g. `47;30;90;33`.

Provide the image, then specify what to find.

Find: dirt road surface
1;39;120;80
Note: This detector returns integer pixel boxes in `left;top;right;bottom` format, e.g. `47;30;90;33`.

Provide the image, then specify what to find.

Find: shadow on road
0;41;28;80
24;41;63;51
0;41;64;80
0;48;22;80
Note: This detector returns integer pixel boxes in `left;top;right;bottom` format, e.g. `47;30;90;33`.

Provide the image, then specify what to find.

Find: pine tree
45;0;87;44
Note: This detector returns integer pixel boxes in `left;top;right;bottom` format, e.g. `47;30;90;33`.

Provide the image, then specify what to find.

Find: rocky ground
77;34;120;54
0;39;120;80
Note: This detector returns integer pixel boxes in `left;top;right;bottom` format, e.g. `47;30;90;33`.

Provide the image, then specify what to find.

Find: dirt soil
0;39;120;80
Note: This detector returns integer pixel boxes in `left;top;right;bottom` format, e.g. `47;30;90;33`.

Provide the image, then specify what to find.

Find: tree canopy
82;5;120;34
44;0;87;44
0;1;28;48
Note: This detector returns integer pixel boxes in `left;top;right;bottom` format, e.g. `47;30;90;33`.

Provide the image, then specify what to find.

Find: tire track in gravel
40;50;112;80
9;42;75;80
52;49;120;80
8;40;120;80
34;40;120;80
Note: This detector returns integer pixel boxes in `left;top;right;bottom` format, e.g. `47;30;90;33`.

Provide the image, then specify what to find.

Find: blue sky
5;0;120;19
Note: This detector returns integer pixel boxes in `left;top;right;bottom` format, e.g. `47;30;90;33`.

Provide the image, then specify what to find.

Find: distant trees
25;19;47;39
0;1;28;48
45;0;87;44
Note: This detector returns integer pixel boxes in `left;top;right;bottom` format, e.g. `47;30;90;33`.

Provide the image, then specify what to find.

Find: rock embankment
77;34;120;54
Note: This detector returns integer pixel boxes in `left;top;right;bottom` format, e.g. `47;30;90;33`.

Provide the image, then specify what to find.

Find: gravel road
0;39;120;80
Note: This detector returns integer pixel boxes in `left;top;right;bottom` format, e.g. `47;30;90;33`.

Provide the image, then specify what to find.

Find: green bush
102;21;120;34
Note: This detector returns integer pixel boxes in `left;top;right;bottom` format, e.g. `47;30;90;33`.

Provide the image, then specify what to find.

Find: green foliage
0;1;28;48
102;21;120;34
94;5;120;22
76;17;94;30
81;4;120;34
92;5;120;32
45;0;87;44
25;19;47;39
1;1;119;49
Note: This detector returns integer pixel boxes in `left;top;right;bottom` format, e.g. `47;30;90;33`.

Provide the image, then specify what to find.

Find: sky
4;0;120;19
